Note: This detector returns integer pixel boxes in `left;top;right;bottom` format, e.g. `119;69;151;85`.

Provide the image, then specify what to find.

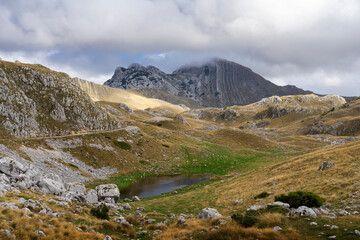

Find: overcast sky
1;0;360;96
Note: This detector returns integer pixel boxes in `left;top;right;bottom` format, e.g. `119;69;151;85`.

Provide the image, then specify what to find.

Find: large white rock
96;184;120;203
0;173;9;183
246;205;267;211
122;126;140;135
85;189;98;204
268;201;290;209
37;178;66;195
66;183;86;195
196;208;222;219
0;182;10;193
290;206;317;218
0;157;27;178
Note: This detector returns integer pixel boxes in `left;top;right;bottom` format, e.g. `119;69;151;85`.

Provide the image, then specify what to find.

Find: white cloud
1;0;360;96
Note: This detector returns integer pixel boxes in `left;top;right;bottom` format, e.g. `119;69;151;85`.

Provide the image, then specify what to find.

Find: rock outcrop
105;59;311;108
0;60;120;138
0;156;122;206
196;208;222;219
318;162;335;172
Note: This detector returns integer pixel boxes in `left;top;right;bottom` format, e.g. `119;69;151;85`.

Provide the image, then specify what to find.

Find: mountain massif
104;59;312;108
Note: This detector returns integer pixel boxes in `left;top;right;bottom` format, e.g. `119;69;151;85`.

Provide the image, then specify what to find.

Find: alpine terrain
0;59;360;240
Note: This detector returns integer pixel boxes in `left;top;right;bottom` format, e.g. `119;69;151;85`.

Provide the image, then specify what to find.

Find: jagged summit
104;58;312;108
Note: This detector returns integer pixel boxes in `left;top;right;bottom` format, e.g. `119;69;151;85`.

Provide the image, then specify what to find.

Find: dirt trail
0;128;125;141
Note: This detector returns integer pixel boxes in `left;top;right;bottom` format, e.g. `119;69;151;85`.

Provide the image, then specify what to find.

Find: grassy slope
1;63;359;240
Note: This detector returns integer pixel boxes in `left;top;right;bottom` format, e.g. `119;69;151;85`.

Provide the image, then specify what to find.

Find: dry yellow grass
0;207;105;240
157;220;300;240
156;218;211;240
202;225;300;240
256;213;287;228
75;78;185;113
212;138;360;214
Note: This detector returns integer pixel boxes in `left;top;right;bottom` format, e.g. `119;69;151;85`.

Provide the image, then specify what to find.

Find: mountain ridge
104;58;312;108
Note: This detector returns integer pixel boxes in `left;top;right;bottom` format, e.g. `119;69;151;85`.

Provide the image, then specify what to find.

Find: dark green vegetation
275;191;323;208
113;140;132;150
90;203;109;220
254;191;270;199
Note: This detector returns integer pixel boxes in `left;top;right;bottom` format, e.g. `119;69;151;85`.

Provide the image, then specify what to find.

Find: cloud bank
1;0;360;96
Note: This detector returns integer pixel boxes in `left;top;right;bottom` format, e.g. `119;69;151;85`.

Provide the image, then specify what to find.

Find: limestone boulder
85;189;98;204
196;208;222;219
37;178;66;195
290;206;317;218
96;184;120;203
0;157;27;178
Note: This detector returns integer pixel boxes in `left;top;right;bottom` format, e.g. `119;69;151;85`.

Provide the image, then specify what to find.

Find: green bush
274;191;323;208
254;191;270;199
113;141;132;150
90;203;109;220
162;144;170;148
231;212;257;228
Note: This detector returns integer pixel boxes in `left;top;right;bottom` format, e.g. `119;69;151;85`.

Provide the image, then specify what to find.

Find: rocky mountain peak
105;58;312;108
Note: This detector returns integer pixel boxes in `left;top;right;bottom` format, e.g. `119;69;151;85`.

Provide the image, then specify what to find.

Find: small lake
120;174;210;199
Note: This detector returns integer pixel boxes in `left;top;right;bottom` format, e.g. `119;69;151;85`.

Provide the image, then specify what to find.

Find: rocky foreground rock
0;156;120;205
196;208;222;219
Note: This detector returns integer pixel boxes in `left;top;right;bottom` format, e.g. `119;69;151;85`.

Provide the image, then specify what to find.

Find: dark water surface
120;174;210;199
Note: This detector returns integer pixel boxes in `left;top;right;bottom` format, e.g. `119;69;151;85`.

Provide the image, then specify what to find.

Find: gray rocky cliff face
0;61;120;138
105;59;311;108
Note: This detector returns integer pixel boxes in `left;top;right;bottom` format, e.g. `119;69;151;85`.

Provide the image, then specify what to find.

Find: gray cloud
0;0;360;96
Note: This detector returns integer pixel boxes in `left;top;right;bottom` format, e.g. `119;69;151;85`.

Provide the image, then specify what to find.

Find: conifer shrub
254;191;270;199
90;203;109;220
274;191;323;208
113;141;131;150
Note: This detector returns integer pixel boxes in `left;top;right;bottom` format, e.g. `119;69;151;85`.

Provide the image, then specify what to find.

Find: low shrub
254;191;270;199
231;212;257;228
162;144;170;148
274;191;323;208
113;141;131;150
90;203;109;220
232;204;289;228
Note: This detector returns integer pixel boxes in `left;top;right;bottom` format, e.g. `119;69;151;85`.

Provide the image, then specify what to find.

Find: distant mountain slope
0;60;119;138
301;97;360;136
104;59;312;108
74;78;185;113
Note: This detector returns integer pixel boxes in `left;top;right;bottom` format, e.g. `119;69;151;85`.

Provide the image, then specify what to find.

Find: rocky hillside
301;97;360;136
0;60;119;138
104;59;311;108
